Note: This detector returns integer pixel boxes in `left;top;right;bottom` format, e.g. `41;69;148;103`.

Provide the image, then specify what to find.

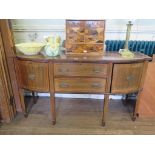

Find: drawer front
111;62;144;93
16;60;49;91
54;63;108;77
55;78;106;93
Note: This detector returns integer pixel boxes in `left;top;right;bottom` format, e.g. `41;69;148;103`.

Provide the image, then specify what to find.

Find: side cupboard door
111;62;144;94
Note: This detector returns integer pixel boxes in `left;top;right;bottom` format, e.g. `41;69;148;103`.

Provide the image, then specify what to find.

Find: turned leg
50;93;56;125
102;94;109;126
19;89;27;117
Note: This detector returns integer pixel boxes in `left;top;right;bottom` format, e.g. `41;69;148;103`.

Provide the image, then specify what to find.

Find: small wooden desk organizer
65;20;105;56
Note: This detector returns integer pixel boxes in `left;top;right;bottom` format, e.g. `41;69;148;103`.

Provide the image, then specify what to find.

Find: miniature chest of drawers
14;52;151;126
65;20;105;56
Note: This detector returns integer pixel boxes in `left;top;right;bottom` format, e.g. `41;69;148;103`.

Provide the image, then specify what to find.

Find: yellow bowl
15;43;46;55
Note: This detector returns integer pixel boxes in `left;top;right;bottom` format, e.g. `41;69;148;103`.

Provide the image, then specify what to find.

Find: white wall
105;19;155;40
11;19;65;43
11;19;155;43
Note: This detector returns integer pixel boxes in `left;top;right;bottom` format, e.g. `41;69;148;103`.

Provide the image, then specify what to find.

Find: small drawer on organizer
54;78;106;93
54;63;108;77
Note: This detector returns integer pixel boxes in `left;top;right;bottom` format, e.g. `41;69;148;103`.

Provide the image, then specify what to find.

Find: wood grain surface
55;78;106;93
138;62;155;117
0;31;16;122
111;62;144;94
15;60;50;92
54;63;108;77
0;19;22;112
1;97;155;135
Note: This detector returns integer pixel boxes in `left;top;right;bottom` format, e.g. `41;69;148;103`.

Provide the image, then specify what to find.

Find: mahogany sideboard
14;52;151;126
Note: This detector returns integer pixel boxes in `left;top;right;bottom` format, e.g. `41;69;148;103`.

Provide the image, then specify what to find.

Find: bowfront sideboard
14;52;151;126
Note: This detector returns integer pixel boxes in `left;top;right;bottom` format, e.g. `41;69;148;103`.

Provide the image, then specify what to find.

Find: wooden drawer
54;63;108;77
55;78;106;93
111;62;144;93
15;60;49;92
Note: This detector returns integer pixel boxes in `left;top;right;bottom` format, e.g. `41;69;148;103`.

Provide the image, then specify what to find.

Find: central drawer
54;63;108;77
55;78;106;93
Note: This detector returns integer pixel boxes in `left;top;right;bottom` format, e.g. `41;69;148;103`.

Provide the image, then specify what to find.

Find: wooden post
0;29;16;122
0;19;22;112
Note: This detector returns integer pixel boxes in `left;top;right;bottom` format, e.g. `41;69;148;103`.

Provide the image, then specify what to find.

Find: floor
1;97;155;135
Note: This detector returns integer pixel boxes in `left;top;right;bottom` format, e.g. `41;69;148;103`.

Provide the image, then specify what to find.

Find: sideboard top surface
15;52;152;63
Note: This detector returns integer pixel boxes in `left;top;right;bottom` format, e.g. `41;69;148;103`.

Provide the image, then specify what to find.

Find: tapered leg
102;94;109;126
132;92;141;121
50;93;56;125
19;89;27;117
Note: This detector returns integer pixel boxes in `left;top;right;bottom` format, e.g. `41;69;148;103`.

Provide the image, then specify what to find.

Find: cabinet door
15;60;49;92
111;62;144;93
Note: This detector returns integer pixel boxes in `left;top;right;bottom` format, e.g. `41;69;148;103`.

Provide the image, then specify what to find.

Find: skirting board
25;92;123;99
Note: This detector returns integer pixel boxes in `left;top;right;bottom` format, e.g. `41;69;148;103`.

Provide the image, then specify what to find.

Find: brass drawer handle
126;76;134;81
58;68;69;72
92;68;102;73
28;74;36;80
59;82;69;88
91;83;102;88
